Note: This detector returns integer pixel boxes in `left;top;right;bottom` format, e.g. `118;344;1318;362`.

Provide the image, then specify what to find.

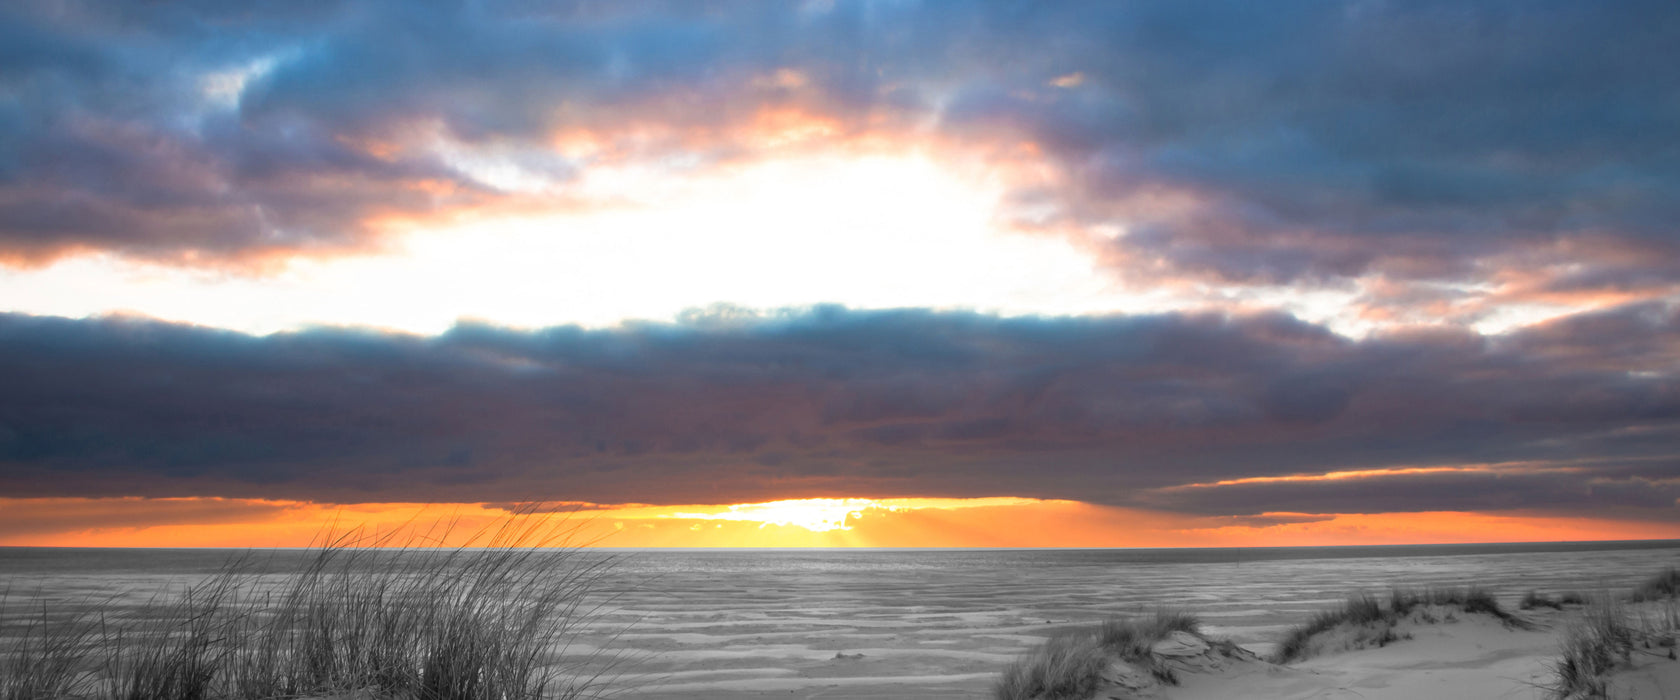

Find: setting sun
667;498;892;532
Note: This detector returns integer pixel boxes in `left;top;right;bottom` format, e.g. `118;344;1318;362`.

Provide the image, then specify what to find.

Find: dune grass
1391;586;1526;627
1271;587;1524;664
993;633;1111;700
993;610;1201;700
1096;610;1199;659
1271;594;1382;665
1545;569;1680;698
1549;597;1636;699
0;591;107;700
0;511;622;700
1630;567;1680;602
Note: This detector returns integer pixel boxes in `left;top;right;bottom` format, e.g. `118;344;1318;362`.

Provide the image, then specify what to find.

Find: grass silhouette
0;508;622;700
1271;587;1526;664
993;610;1201;700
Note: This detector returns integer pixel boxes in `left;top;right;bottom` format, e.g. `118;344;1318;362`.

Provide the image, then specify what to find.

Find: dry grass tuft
993;633;1110;700
1271;596;1374;665
0;591;106;700
1272;587;1524;664
1096;610;1199;659
1547;572;1680;699
0;509;622;700
994;610;1202;700
1549;597;1635;699
1630;568;1680;602
109;572;241;700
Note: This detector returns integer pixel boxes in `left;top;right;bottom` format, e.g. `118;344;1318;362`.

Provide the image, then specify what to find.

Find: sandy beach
624;601;1680;699
985;589;1680;700
5;545;1679;699
1254;609;1562;699
590;546;1680;698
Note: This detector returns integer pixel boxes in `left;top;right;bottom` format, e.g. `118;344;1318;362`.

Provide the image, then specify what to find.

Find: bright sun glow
640;496;1048;534
667;498;898;532
0;152;1152;335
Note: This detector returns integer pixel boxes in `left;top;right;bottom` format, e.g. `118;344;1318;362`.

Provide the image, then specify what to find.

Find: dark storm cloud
2;0;1676;293
0;305;1675;519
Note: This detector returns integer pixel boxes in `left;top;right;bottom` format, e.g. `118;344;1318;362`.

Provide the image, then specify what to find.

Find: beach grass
1630;567;1680;602
0;592;106;700
1271;595;1381;665
1393;586;1526;627
1097;610;1199;658
1544;570;1680;698
0;510;621;700
993;610;1201;700
1549;597;1636;699
1272;587;1525;664
993;633;1111;700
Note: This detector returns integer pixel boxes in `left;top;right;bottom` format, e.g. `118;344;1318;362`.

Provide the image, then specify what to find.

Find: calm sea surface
4;541;1679;698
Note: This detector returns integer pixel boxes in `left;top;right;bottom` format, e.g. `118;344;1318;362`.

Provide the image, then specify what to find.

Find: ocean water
4;541;1678;698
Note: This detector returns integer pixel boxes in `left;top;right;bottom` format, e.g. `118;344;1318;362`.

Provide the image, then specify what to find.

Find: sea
4;540;1679;698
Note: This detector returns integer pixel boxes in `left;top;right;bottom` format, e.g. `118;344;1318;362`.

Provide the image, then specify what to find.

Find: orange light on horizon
2;496;1678;550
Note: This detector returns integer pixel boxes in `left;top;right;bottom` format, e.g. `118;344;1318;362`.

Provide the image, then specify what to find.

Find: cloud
0;0;1675;319
0;497;293;537
0;304;1675;520
1206;513;1338;529
1146;465;1680;518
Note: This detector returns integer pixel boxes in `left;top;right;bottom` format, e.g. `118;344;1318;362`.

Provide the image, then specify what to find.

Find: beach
5;542;1679;698
596;544;1680;698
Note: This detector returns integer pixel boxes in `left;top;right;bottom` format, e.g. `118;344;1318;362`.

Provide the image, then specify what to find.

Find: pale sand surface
297;604;1680;700
594;548;1679;698
629;605;1680;699
1609;648;1680;700
6;546;1679;698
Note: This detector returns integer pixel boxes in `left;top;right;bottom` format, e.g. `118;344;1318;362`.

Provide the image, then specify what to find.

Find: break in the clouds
1;306;1675;521
2;0;1678;330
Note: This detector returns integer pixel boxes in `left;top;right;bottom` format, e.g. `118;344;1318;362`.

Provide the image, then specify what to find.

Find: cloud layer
2;305;1674;519
2;0;1677;317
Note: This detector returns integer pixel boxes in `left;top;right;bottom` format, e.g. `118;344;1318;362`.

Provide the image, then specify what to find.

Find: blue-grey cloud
1;0;1675;298
0;305;1674;519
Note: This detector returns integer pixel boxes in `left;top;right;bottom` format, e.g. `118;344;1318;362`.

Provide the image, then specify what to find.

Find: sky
1;0;1678;547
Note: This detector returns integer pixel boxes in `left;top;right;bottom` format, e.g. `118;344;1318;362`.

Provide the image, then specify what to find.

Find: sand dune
994;600;1680;700
1168;608;1562;700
